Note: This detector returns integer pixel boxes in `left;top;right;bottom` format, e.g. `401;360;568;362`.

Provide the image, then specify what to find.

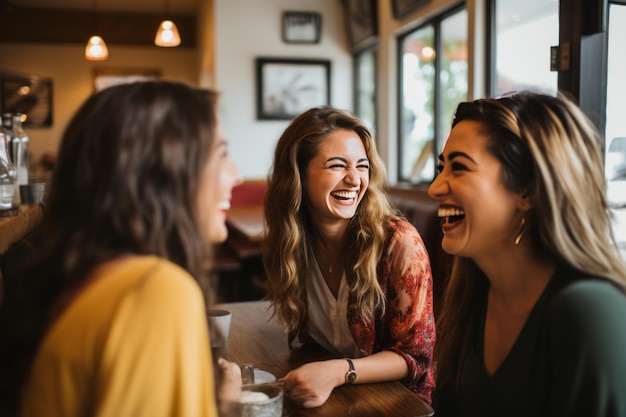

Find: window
605;2;626;258
398;6;468;184
491;0;559;96
354;45;378;135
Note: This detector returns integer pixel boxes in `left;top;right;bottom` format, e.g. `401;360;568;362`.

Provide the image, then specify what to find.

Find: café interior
1;0;626;415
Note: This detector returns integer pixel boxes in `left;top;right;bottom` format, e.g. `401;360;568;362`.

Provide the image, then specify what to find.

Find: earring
515;216;526;246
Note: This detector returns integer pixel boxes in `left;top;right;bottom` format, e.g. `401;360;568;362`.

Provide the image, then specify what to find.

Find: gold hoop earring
515;216;526;246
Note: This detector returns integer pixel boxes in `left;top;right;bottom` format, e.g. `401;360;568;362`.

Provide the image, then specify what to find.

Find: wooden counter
0;204;44;254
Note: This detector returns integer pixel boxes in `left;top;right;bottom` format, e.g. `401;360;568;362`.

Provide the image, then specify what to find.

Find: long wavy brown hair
263;106;401;332
434;91;626;389
0;81;220;416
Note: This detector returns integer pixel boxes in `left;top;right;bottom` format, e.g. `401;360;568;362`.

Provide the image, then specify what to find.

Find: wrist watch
343;358;357;385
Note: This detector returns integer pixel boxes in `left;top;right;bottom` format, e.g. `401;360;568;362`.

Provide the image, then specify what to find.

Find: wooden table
226;205;265;242
217;301;434;417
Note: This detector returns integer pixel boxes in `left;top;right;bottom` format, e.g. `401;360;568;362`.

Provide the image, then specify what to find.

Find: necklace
314;246;340;275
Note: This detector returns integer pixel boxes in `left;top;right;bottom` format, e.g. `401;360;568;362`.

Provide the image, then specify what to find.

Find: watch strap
343;358;357;385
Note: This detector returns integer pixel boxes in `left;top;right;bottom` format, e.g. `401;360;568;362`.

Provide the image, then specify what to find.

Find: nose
344;168;361;186
428;172;448;199
231;160;244;186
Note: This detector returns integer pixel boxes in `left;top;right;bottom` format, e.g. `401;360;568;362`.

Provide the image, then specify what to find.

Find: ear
518;190;533;212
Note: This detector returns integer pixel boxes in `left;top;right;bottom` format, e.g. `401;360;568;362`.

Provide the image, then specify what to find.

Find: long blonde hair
263;106;398;331
435;91;626;387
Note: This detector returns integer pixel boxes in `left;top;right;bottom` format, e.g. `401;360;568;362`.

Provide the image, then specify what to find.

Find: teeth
331;191;357;199
218;201;231;210
437;207;465;218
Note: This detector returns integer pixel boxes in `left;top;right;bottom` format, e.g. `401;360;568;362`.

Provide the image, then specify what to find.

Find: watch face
346;370;357;384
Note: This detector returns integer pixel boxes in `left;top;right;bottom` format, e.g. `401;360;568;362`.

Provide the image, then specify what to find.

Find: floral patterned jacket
291;218;436;403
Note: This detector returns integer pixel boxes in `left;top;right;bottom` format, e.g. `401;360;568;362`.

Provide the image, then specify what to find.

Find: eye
436;164;444;174
357;163;370;170
451;161;469;171
329;163;346;169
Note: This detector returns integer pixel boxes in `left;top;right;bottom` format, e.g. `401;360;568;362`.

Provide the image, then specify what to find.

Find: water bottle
1;113;12;158
11;113;29;187
0;115;17;210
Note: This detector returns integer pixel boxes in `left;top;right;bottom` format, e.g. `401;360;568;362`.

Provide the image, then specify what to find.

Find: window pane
605;2;626;259
495;0;558;96
439;9;468;156
355;47;377;134
400;25;435;182
399;7;467;184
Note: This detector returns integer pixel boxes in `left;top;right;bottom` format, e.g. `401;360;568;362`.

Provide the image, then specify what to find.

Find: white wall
215;0;352;179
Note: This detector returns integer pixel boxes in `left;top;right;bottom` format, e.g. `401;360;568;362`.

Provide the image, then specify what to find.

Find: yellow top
20;255;218;417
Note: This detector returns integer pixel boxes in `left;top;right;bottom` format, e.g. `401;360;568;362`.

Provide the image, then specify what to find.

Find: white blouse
305;257;362;358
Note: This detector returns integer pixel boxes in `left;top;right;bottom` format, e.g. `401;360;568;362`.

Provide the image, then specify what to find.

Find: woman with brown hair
430;91;626;416
263;106;435;408
0;81;243;416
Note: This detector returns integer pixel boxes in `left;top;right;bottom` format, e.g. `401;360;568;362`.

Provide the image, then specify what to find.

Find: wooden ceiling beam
0;7;197;47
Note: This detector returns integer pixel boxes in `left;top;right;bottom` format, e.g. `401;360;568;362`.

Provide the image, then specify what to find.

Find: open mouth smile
438;207;465;224
331;191;358;202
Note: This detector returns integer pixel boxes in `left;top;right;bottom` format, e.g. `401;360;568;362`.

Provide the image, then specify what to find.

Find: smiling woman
263;106;436;408
430;91;626;417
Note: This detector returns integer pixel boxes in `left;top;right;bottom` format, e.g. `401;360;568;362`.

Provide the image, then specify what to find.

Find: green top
434;266;626;417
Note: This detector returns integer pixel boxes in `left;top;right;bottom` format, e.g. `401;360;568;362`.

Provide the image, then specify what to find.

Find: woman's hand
217;357;242;405
279;359;346;408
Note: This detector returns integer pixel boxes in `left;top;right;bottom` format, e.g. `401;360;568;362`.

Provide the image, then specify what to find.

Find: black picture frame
0;75;53;128
342;0;378;50
256;58;331;121
392;0;431;19
282;11;322;44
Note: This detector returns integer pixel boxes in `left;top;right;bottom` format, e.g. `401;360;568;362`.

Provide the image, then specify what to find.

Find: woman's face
428;120;527;260
198;124;243;243
303;129;370;225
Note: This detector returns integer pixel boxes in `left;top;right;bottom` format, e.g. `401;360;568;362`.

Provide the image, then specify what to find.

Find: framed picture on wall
0;75;53;128
256;58;331;120
392;0;430;19
342;0;378;50
282;11;322;44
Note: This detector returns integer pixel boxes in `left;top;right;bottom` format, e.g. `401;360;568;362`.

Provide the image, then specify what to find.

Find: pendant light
85;0;108;60
155;0;181;47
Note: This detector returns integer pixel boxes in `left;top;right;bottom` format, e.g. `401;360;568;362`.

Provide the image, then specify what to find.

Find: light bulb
85;35;109;61
155;20;181;47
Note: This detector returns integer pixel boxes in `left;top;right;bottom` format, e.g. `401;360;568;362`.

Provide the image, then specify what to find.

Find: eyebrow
438;151;477;164
326;157;370;164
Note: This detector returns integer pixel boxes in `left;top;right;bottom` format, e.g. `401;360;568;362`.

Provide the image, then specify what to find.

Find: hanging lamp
155;0;181;47
85;0;108;60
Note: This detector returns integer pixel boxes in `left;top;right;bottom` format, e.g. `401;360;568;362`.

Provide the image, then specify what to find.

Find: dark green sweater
433;266;626;417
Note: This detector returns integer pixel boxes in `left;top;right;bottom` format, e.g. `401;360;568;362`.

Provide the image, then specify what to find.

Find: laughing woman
430;91;626;417
0;81;243;417
263;106;435;408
